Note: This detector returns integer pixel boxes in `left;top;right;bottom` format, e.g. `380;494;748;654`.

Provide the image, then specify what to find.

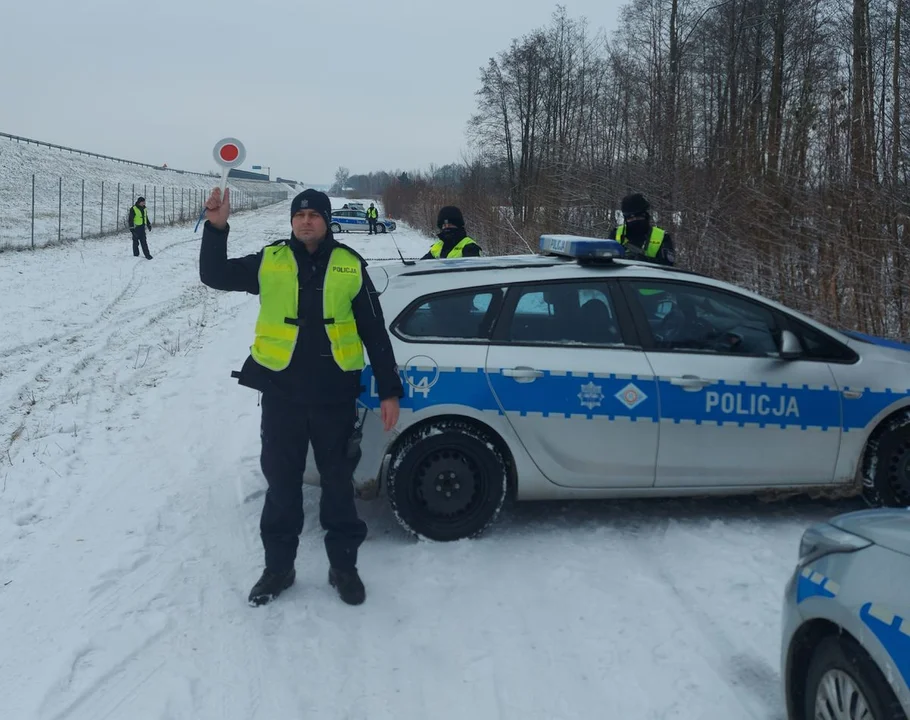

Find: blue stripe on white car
796;567;840;604
859;603;910;688
359;365;910;432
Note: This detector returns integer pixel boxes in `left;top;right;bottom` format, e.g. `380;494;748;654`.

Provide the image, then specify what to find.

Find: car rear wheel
386;420;508;541
330;222;342;234
863;415;910;507
804;635;906;720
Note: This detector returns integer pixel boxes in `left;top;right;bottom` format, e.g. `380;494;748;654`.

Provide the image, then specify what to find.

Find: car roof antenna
387;226;415;266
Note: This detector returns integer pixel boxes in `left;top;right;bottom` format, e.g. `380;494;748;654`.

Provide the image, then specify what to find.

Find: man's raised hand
205;187;231;229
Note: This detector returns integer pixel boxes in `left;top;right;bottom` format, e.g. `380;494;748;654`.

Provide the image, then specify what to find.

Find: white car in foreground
305;236;910;541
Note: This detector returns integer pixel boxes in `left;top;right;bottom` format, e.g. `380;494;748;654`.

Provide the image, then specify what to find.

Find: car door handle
669;375;712;391
502;367;544;381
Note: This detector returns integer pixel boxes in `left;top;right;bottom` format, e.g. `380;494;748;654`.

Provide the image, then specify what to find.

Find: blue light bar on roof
539;234;625;260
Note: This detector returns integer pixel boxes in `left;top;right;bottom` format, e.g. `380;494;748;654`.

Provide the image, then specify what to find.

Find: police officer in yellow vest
609;193;676;266
128;196;153;259
199;187;403;608
422;206;482;259
366;202;379;235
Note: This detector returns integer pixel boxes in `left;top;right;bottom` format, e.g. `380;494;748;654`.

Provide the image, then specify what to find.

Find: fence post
117;183;121;231
172;187;175;224
81;178;85;239
181;188;184;221
101;181;105;235
153;186;157;223
31;174;35;249
58;176;62;243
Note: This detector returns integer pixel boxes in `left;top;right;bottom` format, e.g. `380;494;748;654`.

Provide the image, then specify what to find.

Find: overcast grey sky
2;0;624;185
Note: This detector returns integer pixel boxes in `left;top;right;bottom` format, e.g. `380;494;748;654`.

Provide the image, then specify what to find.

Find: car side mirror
777;329;803;360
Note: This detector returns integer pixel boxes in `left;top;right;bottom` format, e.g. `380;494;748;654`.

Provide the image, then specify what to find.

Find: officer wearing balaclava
610;193;676;266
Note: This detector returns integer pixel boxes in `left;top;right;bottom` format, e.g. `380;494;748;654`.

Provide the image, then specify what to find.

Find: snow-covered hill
0;133;296;249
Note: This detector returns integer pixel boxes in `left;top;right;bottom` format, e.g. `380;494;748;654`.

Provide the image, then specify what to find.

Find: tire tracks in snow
619;513;786;720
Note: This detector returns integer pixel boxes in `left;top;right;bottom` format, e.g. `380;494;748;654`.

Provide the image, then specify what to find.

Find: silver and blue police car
329;207;396;234
782;508;910;719
303;235;910;542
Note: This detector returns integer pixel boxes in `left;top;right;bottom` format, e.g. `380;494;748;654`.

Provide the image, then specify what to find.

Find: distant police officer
422;206;483;259
609;193;675;266
199;187;403;607
128;196;153;259
366;203;379;235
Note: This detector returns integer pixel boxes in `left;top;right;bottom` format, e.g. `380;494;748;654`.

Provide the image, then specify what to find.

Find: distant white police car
306;235;910;541
329;206;396;234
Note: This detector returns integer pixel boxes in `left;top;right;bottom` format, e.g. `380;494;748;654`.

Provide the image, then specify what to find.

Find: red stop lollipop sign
212;137;246;193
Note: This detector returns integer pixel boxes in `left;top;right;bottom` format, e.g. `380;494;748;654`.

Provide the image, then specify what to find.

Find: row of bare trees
382;1;909;336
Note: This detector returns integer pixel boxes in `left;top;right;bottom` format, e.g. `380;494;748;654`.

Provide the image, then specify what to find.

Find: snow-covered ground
0;198;863;720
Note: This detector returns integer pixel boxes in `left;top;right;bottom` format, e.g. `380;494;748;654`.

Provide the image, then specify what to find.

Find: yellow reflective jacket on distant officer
612;225;665;258
429;236;481;259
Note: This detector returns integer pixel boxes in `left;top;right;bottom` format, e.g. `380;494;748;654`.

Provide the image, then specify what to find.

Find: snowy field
0;198;864;720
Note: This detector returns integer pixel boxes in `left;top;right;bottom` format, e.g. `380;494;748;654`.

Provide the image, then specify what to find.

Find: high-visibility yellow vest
429;236;480;258
367;207;378;219
132;206;146;227
251;244;364;372
613;225;665;258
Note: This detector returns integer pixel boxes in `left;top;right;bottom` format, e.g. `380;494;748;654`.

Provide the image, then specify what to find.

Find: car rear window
394;288;504;341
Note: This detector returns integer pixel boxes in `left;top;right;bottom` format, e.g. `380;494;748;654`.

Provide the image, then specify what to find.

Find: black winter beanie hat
621;193;650;218
436;205;465;229
291;189;332;229
136;196;146;204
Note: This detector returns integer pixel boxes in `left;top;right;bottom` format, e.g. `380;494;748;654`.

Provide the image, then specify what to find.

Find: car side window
503;281;625;346
627;280;780;356
394;288;504;341
786;319;859;363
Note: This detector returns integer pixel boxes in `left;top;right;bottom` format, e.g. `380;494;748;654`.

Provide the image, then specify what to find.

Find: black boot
248;568;295;606
329;567;365;605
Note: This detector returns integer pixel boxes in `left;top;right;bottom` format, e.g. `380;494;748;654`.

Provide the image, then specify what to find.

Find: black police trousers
258;393;367;573
131;228;151;258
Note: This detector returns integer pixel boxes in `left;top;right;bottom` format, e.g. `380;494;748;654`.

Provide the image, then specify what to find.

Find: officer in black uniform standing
199;187;403;607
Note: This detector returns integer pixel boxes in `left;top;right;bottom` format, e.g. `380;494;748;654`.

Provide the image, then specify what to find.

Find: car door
484;278;660;489
334;210;354;231
620;278;842;488
351;210;368;231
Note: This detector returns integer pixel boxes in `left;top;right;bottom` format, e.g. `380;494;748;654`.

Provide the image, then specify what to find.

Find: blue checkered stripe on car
358;365;910;432
860;604;910;689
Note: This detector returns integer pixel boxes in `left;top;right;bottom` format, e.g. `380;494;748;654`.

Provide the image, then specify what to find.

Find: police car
317;235;910;541
329;207;396;234
782;508;910;719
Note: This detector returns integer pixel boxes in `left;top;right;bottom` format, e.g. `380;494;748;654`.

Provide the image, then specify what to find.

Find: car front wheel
386;420;508;541
804;635;906;720
330;222;342;234
863;415;910;507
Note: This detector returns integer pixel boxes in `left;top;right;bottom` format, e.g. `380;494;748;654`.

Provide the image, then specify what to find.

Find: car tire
377;224;387;234
803;635;906;720
862;414;910;507
386;419;508;541
330;222;342;234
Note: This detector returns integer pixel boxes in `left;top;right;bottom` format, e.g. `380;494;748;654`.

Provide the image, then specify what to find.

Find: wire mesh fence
1;176;287;250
